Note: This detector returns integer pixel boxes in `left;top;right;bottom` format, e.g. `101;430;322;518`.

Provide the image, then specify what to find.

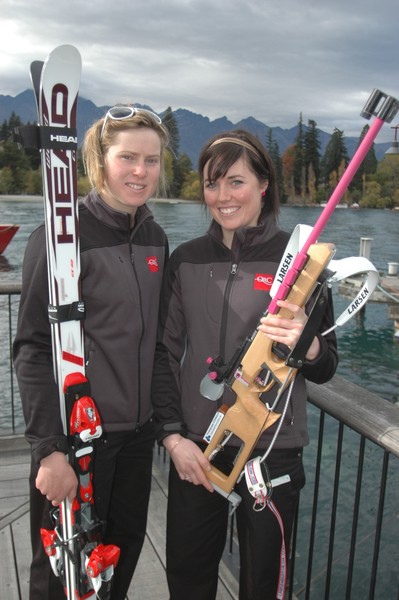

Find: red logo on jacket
146;256;159;272
253;273;274;291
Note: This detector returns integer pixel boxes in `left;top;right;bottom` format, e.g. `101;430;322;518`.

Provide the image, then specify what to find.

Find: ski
23;45;119;599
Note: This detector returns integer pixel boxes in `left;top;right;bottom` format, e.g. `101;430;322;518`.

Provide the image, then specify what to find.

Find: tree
368;154;399;208
172;154;193;199
292;113;305;196
321;128;349;195
162;107;183;197
265;128;286;202
304;119;321;198
0;138;31;193
0;166;14;194
0;113;41;193
162;107;180;159
180;171;201;200
281;144;296;200
350;125;378;193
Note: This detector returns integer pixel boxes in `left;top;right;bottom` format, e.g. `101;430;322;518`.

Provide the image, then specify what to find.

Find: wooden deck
0;435;239;600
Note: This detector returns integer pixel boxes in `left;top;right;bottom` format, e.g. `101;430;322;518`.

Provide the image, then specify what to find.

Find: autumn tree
281;144;296;200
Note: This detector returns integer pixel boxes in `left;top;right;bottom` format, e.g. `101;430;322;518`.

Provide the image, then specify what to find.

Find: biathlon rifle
200;89;399;508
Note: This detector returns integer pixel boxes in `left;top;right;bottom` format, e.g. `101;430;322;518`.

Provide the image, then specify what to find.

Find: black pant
166;446;305;600
28;421;154;600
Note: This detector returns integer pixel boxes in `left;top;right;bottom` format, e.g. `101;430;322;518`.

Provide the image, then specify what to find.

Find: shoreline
0;194;201;204
1;195;398;210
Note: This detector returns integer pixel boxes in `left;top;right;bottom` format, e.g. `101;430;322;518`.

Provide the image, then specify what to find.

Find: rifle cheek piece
286;275;332;369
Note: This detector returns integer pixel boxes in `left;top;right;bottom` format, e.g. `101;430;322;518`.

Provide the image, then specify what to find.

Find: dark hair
198;129;279;220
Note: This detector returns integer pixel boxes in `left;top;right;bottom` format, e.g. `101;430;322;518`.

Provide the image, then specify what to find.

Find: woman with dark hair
14;105;170;600
152;130;338;600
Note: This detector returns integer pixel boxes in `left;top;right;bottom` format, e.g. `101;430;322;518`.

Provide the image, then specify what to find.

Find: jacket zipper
129;234;144;431
219;261;239;361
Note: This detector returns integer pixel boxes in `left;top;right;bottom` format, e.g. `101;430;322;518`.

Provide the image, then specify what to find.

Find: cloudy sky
2;0;398;141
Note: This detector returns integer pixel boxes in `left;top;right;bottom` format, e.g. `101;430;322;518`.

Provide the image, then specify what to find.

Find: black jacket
152;217;338;450
13;191;168;464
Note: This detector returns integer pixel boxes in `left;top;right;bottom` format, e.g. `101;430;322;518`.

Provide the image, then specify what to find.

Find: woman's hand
36;451;78;506
163;434;214;492
258;299;320;361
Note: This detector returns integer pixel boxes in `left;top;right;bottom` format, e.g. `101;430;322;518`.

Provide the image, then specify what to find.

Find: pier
0;437;239;600
1;273;399;598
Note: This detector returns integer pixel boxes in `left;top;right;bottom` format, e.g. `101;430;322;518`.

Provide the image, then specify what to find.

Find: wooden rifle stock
204;242;335;495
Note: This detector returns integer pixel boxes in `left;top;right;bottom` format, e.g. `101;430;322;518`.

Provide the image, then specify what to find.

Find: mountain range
0;89;392;167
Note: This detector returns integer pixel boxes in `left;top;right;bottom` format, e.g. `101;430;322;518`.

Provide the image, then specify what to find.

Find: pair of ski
26;45;119;600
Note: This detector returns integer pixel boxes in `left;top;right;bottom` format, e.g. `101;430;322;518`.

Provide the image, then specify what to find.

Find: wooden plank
0;479;29;500
0;525;20;600
0;463;30;481
12;511;31;600
151;453;239;599
0;498;29;528
128;536;168;600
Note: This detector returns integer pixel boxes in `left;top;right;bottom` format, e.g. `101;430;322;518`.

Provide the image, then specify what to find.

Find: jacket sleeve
13;226;68;465
151;252;187;443
300;286;339;384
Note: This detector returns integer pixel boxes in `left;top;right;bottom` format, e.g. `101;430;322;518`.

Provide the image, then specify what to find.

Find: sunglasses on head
100;106;162;138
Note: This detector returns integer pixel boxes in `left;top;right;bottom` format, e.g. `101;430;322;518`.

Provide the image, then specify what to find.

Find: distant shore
0;194;201;204
1;195;398;210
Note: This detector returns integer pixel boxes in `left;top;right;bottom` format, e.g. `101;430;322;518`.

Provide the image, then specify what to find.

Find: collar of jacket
207;216;281;251
82;189;154;231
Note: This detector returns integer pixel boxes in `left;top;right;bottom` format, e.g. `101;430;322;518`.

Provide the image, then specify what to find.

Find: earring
261;191;266;197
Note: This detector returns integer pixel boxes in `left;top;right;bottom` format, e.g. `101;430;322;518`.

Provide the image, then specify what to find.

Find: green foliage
0;114;41;194
77;175;91;197
365;155;399;208
0;166;14;194
180;171;201;200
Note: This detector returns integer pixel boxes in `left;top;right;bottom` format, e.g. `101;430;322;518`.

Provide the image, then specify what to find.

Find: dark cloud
2;0;398;141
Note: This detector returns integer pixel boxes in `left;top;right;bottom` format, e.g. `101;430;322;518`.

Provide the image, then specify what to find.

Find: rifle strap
270;224;380;336
325;256;380;333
